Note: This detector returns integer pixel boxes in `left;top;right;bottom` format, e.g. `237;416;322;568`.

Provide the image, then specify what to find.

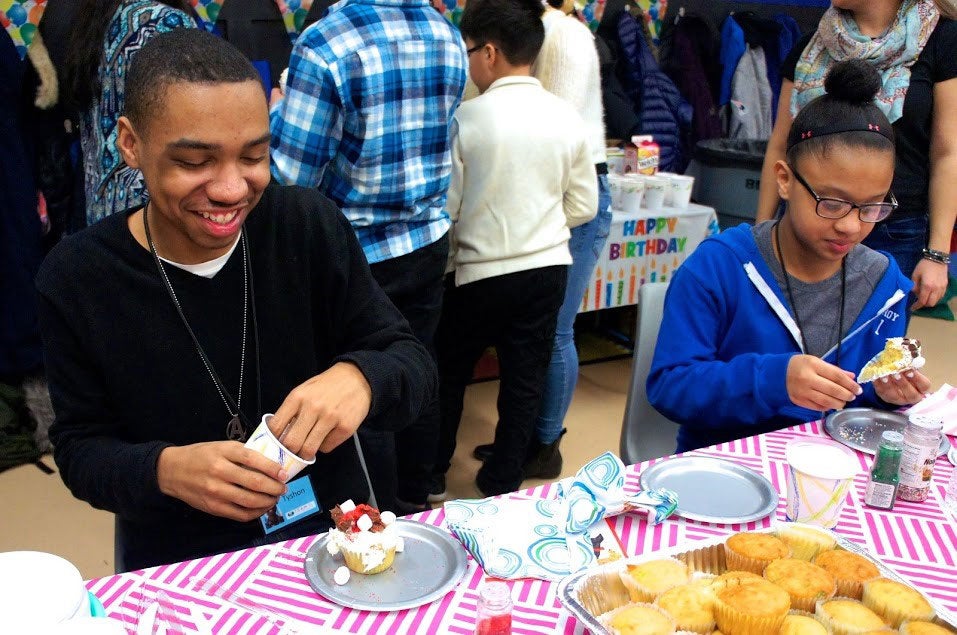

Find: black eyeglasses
790;165;897;223
466;43;485;55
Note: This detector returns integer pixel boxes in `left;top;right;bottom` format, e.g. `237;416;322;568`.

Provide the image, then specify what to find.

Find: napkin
906;384;957;435
444;452;678;581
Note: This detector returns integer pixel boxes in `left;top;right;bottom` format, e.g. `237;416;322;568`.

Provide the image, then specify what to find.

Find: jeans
534;174;613;444
362;233;449;508
433;266;568;495
862;214;928;280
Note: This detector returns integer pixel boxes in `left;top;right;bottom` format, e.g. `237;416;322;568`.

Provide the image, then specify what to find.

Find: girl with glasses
648;60;933;453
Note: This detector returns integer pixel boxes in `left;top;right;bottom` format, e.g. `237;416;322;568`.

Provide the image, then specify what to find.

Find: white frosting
328;524;400;572
395;536;405;553
333;566;350;585
380;511;397;526
356;514;373;532
326;539;340;556
339;499;356;513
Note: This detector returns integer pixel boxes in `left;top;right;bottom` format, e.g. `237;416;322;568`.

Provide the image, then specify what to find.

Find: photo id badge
259;475;321;535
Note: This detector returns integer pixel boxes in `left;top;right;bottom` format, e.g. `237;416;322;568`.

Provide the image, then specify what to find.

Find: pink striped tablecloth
87;422;957;634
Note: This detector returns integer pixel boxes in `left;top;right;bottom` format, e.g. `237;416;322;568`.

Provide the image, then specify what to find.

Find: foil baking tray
557;523;957;634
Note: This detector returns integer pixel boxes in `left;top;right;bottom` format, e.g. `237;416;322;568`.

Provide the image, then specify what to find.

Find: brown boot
523;429;566;479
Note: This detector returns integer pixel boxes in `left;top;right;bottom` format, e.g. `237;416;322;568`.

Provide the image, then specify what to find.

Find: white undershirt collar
160;236;241;279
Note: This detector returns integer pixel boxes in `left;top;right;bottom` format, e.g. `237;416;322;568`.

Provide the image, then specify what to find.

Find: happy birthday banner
581;206;718;312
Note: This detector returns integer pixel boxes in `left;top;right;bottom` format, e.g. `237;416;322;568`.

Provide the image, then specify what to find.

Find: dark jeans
433;266;568;495
362;234;448;508
862;214;928;281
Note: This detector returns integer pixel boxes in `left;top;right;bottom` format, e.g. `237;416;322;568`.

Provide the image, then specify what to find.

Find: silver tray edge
557;523;957;634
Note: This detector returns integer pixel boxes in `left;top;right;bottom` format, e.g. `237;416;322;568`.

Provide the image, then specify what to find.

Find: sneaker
471;443;494;461
426;473;447;503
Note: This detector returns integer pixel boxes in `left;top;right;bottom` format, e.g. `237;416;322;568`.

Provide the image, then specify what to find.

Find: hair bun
824;60;882;104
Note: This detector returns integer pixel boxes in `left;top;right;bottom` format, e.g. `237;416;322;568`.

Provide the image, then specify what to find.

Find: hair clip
801;131;813;139
868;124;880;131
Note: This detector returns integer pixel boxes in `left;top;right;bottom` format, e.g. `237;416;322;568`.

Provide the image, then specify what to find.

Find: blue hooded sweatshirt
648;224;912;452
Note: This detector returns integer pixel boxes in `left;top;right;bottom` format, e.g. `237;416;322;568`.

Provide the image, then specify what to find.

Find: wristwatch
921;247;952;265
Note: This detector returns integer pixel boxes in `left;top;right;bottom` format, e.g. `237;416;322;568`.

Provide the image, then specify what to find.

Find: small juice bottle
633;135;660;175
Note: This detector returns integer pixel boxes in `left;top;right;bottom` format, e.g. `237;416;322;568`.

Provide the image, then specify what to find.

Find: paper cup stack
0;551;95;630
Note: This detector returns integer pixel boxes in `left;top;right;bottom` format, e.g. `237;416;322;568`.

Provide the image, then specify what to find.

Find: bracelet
921;248;951;265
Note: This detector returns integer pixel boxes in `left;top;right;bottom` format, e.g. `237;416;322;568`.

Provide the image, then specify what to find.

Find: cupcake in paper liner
777;524;838;561
655;584;715;633
765;558;837;613
327;500;400;575
723;532;791;574
815;598;890;635
599;602;678;635
858;337;925;383
780;610;831;635
712;576;791;635
619;558;691;603
813;550;880;600
862;578;936;628
899;620;955;634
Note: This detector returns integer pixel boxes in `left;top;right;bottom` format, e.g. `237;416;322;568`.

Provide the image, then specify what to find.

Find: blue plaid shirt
270;0;467;263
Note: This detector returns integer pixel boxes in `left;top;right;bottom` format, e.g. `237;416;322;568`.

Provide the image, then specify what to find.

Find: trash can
685;139;767;230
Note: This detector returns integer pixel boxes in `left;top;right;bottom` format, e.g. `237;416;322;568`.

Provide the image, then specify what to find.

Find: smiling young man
35;29;435;571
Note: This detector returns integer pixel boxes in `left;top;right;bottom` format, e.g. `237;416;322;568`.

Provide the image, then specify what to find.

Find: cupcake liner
618;557;690;603
599;602;677;635
777;525;838;561
816;597;891;635
341;544;396;574
898;620;955;634
780;610;832;635
862;579;936;628
713;593;788;635
814;551;881;600
764;560;837;613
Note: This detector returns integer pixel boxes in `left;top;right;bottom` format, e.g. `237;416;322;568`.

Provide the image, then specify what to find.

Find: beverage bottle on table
864;430;903;510
898;414;944;503
475;581;512;635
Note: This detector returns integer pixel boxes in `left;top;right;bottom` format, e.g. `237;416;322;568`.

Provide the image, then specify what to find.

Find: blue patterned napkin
444;452;678;581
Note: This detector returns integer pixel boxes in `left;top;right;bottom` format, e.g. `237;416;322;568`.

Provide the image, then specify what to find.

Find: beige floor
2;305;955;581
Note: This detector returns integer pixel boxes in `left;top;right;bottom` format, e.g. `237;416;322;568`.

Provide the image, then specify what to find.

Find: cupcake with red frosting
327;500;401;574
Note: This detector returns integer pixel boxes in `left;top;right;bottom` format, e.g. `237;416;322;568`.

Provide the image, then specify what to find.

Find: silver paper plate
949;444;957;467
825;408;950;456
303;519;467;612
638;456;778;524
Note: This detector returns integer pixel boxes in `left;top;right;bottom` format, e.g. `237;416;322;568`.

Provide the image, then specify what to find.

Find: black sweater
36;185;436;568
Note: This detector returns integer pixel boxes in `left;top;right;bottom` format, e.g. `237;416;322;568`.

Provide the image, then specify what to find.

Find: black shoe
523;429;566;480
393;498;430;516
475;464;522;497
472;443;494;461
426;473;447;503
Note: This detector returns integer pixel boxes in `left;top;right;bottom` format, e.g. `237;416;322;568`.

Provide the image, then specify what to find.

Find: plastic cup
245;413;315;482
785;439;860;528
642;175;668;210
607;151;626;175
620;175;646;213
668;174;695;210
607;174;626;211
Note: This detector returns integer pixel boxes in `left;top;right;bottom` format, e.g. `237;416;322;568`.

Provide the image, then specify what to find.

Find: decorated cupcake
712;576;791;635
780;611;830;635
813;550;881;600
656;584;715;634
764;558;837;612
600;602;677;635
327;499;401;575
777;525;838;561
620;558;691;602
724;532;791;574
816;598;889;635
863;578;936;628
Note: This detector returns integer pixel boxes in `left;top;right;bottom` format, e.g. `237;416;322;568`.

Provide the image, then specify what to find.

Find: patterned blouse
80;1;194;225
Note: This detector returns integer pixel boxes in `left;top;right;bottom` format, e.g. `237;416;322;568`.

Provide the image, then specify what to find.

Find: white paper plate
0;551;89;629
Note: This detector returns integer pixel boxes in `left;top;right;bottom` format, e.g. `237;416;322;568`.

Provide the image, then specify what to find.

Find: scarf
790;0;939;123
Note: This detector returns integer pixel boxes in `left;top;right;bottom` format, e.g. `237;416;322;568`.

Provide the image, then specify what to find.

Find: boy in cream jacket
428;0;598;498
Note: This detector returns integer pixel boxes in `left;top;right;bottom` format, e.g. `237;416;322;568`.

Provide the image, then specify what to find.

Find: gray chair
619;282;680;465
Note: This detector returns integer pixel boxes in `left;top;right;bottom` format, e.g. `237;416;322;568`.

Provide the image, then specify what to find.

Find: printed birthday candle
605;270;613;308
629;264;637;304
616;269;625;305
594;267;602;311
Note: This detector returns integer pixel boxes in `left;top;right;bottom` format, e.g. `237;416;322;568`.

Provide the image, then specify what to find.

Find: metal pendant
226;415;246;442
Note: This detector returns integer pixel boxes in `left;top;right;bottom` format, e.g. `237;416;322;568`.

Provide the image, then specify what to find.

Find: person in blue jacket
648;60;933;453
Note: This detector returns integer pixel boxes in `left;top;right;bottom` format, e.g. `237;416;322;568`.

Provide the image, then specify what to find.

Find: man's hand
270;87;284;107
786;355;862;411
872;370;932;406
910;259;948;310
268;362;373;459
157;442;288;522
